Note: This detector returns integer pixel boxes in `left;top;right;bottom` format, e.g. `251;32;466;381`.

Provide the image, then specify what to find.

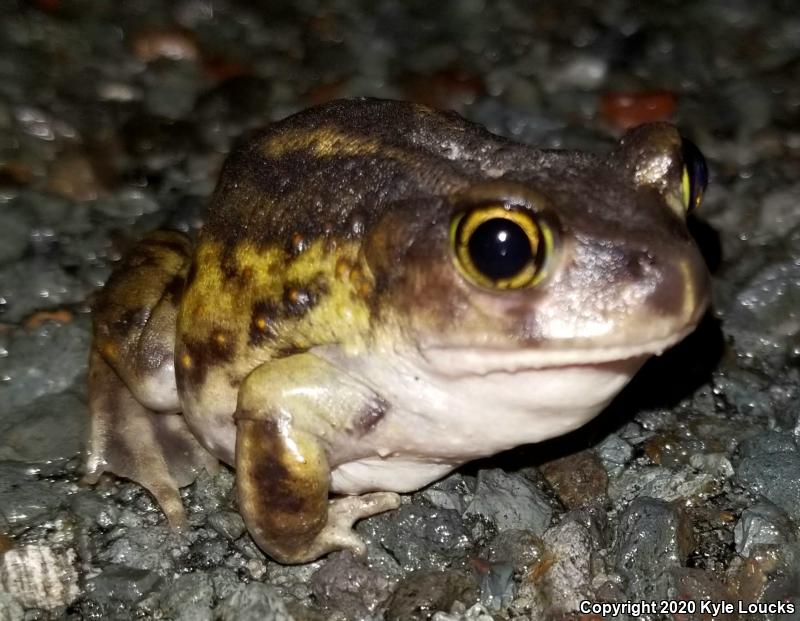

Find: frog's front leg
235;353;400;564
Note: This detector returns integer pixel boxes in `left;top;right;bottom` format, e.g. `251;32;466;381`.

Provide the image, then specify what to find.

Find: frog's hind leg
86;350;216;526
85;231;217;526
235;353;401;564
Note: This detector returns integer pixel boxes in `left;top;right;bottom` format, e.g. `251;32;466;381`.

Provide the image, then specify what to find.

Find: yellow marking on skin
180;353;193;368
100;341;118;360
335;257;352;279
214;332;227;345
261;127;414;167
177;238;374;367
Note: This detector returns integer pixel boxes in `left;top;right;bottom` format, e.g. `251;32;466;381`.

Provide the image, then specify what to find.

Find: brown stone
600;90;677;130
540;450;608;509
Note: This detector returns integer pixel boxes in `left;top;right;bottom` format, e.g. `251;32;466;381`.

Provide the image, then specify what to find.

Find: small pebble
734;502;797;557
0;545;79;609
599;91;677;130
464;469;553;535
215;583;293;621
540;450;608;509
131;28;200;63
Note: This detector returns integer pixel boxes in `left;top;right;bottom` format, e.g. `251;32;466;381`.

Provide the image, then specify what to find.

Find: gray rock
759;184;800;234
190;534;229;567
688;453;735;478
0;319;91;413
464;469;552;535
477;561;514;611
216;583;294;621
265;561;318;602
0;390;86;462
0;462;65;526
386;570;479;621
732;260;800;340
0;257;89;322
538;516;596;614
142;62;206;120
740;432;797;456
421;473;470;513
208;567;241;601
359;503;473;571
482;529;543;568
69;491;121;529
431;603;494;621
666;568;732;610
595;434;634;476
734;502;797;557
99;525;180;574
736;434;800;521
159;572;214;621
608;465;717;503
0;207;31;266
614;497;693;601
186;469;235;515
88;564;163;605
207;511;246;541
311;551;394;618
0;592;23;621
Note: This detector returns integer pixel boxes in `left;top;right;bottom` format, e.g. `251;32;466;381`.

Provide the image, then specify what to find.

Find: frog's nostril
624;251;657;279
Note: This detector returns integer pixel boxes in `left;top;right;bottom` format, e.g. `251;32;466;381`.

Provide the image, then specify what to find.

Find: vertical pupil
467;218;532;280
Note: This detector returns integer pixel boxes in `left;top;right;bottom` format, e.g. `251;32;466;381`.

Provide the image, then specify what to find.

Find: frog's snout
621;238;711;335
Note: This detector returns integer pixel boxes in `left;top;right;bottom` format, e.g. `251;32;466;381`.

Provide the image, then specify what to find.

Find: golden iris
450;205;549;289
680;137;708;212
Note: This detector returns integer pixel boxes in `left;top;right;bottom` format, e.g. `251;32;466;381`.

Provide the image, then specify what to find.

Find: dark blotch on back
180;328;237;387
219;246;241;280
249;300;280;346
283;285;317;316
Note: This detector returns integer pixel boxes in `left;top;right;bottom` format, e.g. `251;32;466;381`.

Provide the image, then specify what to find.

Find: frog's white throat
314;342;660;496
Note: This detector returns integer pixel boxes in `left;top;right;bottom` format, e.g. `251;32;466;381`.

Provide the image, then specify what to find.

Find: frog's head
365;123;711;378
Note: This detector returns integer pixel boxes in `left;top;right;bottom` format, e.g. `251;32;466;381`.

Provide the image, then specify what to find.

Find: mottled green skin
86;99;710;563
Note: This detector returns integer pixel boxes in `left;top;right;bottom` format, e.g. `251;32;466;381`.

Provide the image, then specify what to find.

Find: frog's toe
87;350;217;527
329;492;402;525
324;492;402;554
282;493;401;562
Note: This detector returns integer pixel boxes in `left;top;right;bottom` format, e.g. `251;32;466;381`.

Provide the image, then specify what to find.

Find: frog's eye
681;137;708;212
450;206;549;289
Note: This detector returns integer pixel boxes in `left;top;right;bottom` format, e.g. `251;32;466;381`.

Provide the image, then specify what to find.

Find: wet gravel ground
1;0;799;619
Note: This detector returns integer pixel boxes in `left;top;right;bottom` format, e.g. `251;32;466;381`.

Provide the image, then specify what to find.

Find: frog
85;98;710;564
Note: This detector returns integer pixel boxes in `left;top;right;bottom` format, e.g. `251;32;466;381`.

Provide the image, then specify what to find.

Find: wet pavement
1;0;799;619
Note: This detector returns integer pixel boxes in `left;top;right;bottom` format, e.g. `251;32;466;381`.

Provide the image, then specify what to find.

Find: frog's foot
237;413;400;564
86;349;218;527
312;493;402;557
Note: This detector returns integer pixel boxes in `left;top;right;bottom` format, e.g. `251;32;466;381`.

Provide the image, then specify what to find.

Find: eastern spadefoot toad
86;98;710;563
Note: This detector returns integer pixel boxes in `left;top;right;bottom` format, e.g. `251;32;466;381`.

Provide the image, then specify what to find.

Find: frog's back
202;98;512;247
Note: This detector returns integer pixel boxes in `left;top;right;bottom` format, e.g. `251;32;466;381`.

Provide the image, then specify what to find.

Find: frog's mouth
419;324;697;377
